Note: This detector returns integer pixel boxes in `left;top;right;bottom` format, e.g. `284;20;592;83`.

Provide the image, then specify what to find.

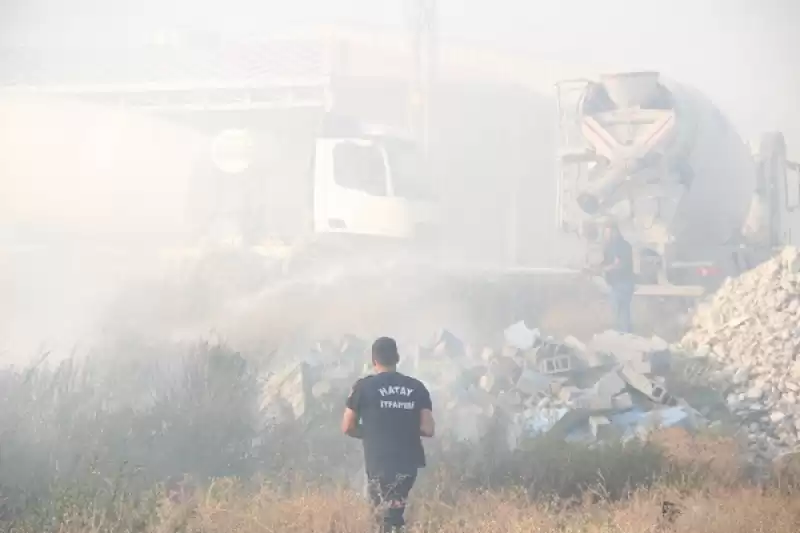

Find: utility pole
406;0;437;152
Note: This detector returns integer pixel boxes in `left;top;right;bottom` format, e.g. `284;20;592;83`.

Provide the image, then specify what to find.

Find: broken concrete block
575;392;614;411
588;330;671;375
612;392;635;411
539;354;573;374
535;340;573;360
623;358;652;375
595;369;628;398
589;415;613;439
619;366;673;405
261;362;310;420
504;321;539;350
563;335;587;354
559;386;583;404
514;369;552;397
575;350;613;369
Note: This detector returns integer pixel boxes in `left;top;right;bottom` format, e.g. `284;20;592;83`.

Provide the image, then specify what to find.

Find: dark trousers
367;468;417;532
609;282;634;333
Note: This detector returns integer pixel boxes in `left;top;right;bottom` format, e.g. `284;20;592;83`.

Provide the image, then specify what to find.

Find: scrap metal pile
682;246;800;459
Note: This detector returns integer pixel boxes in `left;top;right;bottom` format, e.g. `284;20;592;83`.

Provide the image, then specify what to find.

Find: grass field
2;341;800;532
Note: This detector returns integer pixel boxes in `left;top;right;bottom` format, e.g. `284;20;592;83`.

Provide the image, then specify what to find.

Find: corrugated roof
0;39;329;89
0;27;573;99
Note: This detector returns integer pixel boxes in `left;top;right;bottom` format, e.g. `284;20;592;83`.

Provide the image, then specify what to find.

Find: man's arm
602;256;621;273
342;380;363;439
420;409;435;437
341;408;362;439
418;386;435;438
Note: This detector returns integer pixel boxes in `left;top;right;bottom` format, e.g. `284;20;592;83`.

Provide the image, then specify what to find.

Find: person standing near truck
600;220;635;333
341;336;435;533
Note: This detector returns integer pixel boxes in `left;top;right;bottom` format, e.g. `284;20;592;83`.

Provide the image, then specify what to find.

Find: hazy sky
2;0;799;149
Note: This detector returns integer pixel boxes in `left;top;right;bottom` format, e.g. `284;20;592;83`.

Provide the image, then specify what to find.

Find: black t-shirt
602;235;634;286
346;371;432;475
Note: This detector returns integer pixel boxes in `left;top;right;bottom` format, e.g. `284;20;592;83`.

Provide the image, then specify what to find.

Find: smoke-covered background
3;0;798;150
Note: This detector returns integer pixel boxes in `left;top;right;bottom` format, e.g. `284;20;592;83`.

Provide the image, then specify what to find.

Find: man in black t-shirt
341;337;435;533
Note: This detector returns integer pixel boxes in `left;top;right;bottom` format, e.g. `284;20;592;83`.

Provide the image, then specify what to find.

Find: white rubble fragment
771;411;787;423
589;415;613;439
563;335;587;354
504;321;539;350
479;373;496;393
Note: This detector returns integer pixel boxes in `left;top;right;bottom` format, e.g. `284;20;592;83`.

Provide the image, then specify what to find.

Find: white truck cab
312;132;436;239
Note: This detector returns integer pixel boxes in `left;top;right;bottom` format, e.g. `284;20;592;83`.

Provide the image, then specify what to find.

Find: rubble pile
260;323;705;451
682;247;800;458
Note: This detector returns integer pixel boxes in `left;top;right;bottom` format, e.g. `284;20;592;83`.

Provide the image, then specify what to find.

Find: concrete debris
514;369;553;397
612;392;635;411
594;369;628;402
682;247;800;460
587;329;671;374
539;353;573;374
619;366;676;405
258;319;709;451
260;362;312;422
251;249;800;463
504;320;540;350
589;415;613;439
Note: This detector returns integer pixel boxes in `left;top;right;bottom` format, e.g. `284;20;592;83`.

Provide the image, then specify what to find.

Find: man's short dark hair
372;336;400;366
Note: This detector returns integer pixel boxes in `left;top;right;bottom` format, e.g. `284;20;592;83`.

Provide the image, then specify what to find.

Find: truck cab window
333;141;388;196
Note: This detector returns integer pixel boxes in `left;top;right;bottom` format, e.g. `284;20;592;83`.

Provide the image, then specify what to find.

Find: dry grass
3;342;800;532
8;428;800;532
17;480;800;533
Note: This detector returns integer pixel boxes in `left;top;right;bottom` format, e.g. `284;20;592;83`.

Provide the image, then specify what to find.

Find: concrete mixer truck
555;71;800;298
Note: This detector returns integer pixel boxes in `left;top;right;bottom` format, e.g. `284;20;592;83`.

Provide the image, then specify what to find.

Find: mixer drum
663;79;756;256
577;72;756;258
